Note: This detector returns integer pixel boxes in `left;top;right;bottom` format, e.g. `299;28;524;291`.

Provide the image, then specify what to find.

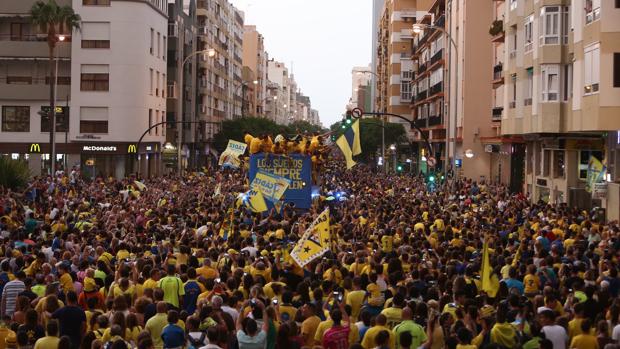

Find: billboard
249;153;312;209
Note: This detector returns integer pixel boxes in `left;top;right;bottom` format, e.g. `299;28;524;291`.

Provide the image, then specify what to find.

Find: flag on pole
219;207;235;240
481;238;493;294
586;156;605;193
336;120;362;169
290;208;331;267
244;189;268;213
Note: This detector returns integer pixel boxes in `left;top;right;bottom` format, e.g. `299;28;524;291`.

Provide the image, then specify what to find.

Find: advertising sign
249;153;312;209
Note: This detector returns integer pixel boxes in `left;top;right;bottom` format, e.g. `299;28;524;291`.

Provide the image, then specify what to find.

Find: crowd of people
0;157;619;349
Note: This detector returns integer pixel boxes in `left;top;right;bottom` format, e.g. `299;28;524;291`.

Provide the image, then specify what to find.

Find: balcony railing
418;62;427;74
416;90;428;101
430;49;443;65
428;115;443;127
492;107;503;120
434;14;445;28
429;82;443;96
414;118;427;128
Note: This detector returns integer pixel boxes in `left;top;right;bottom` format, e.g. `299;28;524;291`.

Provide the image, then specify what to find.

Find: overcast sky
232;0;372;127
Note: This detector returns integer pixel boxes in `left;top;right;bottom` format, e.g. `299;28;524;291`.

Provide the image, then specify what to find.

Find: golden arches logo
128;144;137;153
29;144;41;153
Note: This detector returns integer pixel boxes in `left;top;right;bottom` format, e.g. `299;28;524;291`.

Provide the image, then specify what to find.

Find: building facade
351;66;371;109
499;0;620;217
242;25;266;117
0;0;167;178
371;0;385;112
266;59;291;125
195;0;243;127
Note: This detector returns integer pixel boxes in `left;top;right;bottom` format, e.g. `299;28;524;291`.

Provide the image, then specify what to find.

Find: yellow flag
291;208;331;267
481;239;498;296
245;189;268;213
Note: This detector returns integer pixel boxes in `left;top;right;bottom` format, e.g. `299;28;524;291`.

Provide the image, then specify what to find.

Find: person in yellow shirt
346;277;366;321
143;269;160;291
456;327;477;349
523;264;540;297
33;320;59;349
300;303;321;347
243;131;254;150
57;264;74;295
360;314;395;349
366;272;384;307
250;259;271;283
570;320;599;349
568;303;588;341
323;263;343;285
249;135;264;155
196;259;218;281
380;294;404;329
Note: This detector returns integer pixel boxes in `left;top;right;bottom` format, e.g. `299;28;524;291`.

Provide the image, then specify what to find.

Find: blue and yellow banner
219;140;247;168
249;154;312;209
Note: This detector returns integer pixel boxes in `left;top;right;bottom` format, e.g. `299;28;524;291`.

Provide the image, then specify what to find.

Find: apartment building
351;66;371;109
498;0;620;217
195;0;243;126
408;0;493;178
267;60;291;125
242;25;267;117
376;0;423;127
0;0;167;178
371;0;385;111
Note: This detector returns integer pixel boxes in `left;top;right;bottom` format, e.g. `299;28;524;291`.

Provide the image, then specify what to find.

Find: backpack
187;332;207;349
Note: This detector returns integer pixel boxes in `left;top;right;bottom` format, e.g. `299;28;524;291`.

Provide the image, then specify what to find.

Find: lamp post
412;23;458;181
176;48;215;175
356;70;387;174
49;34;65;174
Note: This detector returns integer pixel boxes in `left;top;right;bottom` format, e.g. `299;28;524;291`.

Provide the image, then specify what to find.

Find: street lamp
412;22;458;181
357;70;387;174
252;80;258;85
49;34;67;174
176;48;215;174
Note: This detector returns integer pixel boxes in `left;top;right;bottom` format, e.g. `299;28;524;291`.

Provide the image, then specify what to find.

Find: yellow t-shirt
361;325;394;349
346;290;366;321
301;315;321;346
381;307;403;329
366;283;382;306
143;278;159;290
196;266;217;280
570;334;599;349
59;273;74;293
33;336;59;349
523;274;540;294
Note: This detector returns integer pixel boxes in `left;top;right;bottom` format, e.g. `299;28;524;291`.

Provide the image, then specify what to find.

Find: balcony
430;49;443;66
429;82;443;96
434;14;445;28
489;20;505;43
0;39;71;58
416;90;428;101
492;64;504;88
0;76;70;100
492;107;503;121
418;62;427;74
414;118;427;128
428;115;443;127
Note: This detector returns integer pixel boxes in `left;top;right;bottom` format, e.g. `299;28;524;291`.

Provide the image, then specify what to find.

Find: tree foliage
0;157;30;190
213;117;326;152
329;118;407;162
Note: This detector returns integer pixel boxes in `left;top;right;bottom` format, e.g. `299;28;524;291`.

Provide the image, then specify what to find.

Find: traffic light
341;123;347;129
396;164;403;173
330;134;336;142
428;174;436;183
345;117;352;125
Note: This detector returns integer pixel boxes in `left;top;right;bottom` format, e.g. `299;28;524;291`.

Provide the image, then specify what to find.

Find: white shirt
612;323;620;342
542;325;568;349
221;305;239;323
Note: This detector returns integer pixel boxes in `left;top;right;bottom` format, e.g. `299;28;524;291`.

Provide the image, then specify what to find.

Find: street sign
593;182;608;200
427;157;437;167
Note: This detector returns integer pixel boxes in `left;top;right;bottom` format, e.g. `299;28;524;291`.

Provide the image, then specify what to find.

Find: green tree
329;118;406;162
30;0;80;168
0;157;30;190
284;120;326;135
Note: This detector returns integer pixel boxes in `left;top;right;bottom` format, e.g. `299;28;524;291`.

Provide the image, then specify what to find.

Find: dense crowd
0;159;619;349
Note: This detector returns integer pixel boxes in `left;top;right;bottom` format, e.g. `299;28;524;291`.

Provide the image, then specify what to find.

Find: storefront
0;141;161;179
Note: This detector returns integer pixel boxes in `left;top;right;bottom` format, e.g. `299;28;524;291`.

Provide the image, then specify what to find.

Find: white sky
232;0;373;127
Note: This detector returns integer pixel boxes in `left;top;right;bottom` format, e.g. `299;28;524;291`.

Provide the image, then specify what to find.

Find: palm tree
30;0;80;173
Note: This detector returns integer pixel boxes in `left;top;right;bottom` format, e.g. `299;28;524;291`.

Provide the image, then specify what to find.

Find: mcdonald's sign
127;144;137;153
29;143;41;153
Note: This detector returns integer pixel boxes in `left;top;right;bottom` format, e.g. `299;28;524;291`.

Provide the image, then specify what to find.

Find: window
150;28;154;55
81;22;110;49
554;150;565;178
524;15;534;52
82;0;110;5
156;32;160;58
584;43;600;94
161;112;165;136
163;37;166;60
510;25;517;55
562;7;569;44
510;74;516;108
148;109;153;135
614;53;620;88
10;23;23;41
80;107;108;134
162;74;166;98
525;67;533;105
541;64;559;101
543;149;551;177
40;107;69;132
579;150;603;179
400;82;411;101
155;110;159;135
563;64;573;101
156;71;160;96
1;106;29;132
510;0;517;11
81;64;109;91
540;7;560;45
585;0;601;24
149;68;153;95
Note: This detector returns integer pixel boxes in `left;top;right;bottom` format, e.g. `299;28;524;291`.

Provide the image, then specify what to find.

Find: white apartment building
0;0;168;178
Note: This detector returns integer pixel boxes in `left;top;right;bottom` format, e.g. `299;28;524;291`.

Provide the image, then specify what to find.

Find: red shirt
322;325;349;349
